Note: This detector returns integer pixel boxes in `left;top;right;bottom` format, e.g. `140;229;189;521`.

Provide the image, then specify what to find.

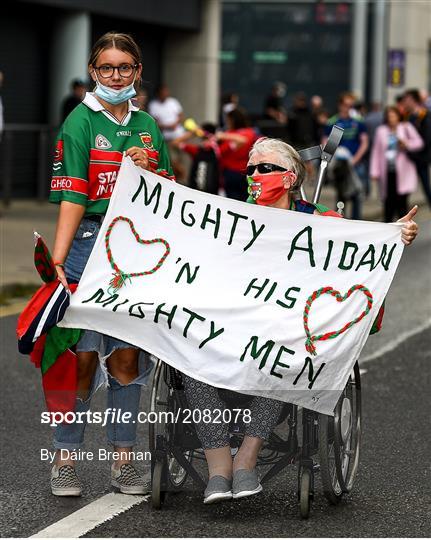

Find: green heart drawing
105;216;170;292
303;285;373;356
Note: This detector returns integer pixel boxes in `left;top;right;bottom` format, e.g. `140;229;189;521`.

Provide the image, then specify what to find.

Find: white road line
30;492;148;538
360;318;431;364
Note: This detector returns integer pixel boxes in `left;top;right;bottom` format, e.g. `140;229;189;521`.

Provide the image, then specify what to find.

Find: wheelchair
149;126;361;518
149;359;361;519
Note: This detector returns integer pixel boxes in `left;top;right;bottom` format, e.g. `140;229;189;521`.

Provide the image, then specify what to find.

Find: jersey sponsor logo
116;130;132;137
139;131;154;150
88;161;120;200
51;176;88;195
96;170;118;196
53;140;64;171
51;177;72;190
95;134;112;149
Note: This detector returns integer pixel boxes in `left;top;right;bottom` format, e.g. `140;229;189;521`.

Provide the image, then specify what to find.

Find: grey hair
248;137;306;191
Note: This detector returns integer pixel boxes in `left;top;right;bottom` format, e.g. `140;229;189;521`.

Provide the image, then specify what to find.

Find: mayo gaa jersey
49;93;175;215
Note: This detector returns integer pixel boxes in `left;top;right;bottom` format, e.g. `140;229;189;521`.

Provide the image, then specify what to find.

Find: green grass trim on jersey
49;191;87;206
85;199;110;215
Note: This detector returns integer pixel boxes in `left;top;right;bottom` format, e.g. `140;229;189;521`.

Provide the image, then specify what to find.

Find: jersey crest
95;134;112;149
139;131;154;150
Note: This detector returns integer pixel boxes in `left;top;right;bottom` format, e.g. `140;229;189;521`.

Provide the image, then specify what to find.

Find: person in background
326;146;363;213
148;84;187;182
395;94;406;118
220;92;239;128
134;87;149;112
264;82;288;125
216;107;258;201
289;92;319;184
48;31;174;498
323;92;369;218
288;92;319;149
171;122;220;194
61;78;87;121
370;105;423;222
402;88;431;208
310;95;323;116
364;102;384;149
315;108;329;142
363;102;383;197
419;89;431;111
148;84;184;140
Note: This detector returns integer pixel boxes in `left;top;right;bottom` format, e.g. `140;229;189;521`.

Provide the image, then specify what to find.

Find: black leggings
384;170;408;222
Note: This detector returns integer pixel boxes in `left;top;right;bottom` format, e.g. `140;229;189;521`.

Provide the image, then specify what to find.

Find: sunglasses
246;163;288;176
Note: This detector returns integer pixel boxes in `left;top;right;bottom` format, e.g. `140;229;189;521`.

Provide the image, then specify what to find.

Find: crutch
297;125;344;205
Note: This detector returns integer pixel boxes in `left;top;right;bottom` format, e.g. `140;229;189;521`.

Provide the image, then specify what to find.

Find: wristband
53;261;65;268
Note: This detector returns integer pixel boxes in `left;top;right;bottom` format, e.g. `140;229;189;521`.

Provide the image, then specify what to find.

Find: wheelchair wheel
318;361;361;504
298;467;312;519
151;460;166;509
149;359;192;489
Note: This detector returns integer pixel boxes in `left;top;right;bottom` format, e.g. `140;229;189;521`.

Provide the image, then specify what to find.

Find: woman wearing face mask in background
182;137;419;506
48;32;174;497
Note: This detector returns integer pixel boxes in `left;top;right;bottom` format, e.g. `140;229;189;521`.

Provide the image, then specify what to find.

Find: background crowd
56;79;431;222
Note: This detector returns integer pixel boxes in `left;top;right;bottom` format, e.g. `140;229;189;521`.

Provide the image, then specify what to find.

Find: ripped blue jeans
53;217;153;450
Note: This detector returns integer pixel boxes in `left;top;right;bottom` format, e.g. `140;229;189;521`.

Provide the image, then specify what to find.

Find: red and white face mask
247;171;296;206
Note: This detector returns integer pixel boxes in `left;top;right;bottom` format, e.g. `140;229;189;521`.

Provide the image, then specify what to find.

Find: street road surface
1;218;430;538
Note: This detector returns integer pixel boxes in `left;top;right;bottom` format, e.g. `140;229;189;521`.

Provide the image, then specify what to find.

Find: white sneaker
51;464;82;497
203;475;232;504
232;469;262;499
111;463;150;495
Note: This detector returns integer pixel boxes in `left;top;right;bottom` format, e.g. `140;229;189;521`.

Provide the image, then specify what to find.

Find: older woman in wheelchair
155;136;419;510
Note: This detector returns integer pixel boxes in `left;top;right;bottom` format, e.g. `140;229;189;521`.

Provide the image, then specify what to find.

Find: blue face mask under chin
94;73;137;105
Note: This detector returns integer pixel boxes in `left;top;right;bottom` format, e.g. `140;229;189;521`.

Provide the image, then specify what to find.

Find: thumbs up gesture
397;205;419;246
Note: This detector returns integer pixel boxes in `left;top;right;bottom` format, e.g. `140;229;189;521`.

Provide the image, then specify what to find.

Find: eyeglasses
94;63;138;79
246;162;288;176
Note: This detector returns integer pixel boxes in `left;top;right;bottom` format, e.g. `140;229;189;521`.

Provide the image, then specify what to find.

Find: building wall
163;0;221;124
1;2;52;124
386;0;431;103
221;1;352;116
21;0;202;30
0;2;54;198
0;0;220;199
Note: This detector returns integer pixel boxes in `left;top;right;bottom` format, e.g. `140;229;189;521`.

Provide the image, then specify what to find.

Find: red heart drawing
105;216;170;292
303;285;373;356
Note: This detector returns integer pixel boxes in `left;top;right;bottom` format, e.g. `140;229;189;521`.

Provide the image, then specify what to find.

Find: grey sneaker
111;463;150;495
203;475;232;504
232;469;262;499
51;464;82;497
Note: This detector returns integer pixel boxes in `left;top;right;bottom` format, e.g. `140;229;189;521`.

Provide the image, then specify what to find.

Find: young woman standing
49;32;174;497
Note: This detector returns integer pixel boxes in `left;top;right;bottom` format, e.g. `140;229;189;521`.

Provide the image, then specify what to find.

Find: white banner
61;157;404;415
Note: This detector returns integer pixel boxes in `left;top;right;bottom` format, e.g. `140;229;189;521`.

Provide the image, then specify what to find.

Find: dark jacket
408;109;431;164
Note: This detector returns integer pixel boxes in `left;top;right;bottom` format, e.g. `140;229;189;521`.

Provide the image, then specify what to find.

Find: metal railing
1;123;57;206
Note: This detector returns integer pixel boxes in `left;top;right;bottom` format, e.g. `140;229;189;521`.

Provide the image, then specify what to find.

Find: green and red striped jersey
49;93;175;215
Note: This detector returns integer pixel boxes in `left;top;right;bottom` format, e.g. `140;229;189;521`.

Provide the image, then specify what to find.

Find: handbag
403;119;428;164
